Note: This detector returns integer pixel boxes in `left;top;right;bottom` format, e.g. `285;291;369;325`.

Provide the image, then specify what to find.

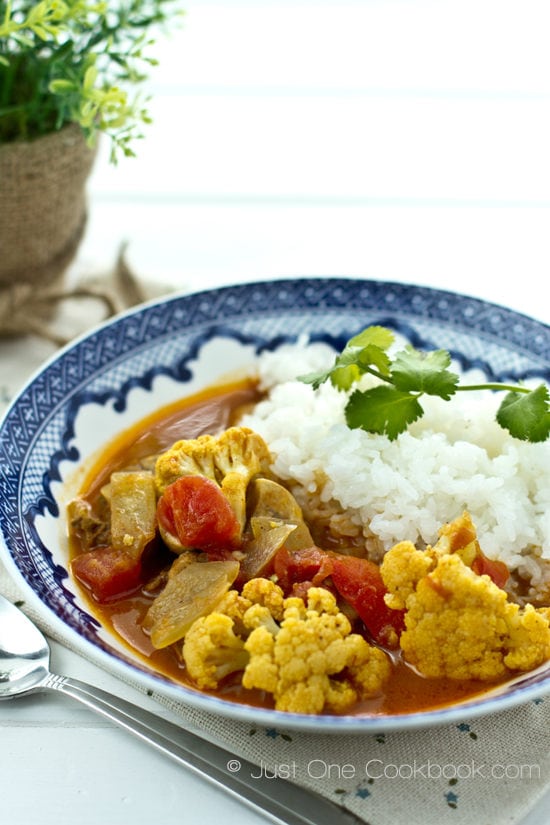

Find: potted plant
0;0;181;335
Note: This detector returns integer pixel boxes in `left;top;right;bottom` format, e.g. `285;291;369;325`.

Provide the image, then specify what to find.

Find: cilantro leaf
298;354;365;391
298;368;333;391
391;346;459;399
347;325;395;351
496;385;550;442
340;326;394;381
345;386;424;440
356;343;392;376
332;342;391;382
330;363;363;391
298;335;392;392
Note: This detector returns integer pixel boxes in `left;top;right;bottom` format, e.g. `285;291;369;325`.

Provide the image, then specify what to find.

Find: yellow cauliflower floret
241;577;285;620
239;625;278;693
242;586;390;714
243;603;281;636
344;632;392;698
381;513;481;611
380;540;433;610
323;680;360;714
503;604;550;671
381;543;550;681
305;585;341;616
214;589;253;636
182;579;391;713
182;612;249;690
155;426;271;535
156;432;218;493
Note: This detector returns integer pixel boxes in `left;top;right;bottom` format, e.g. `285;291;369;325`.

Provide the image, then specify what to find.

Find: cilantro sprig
298;326;550;443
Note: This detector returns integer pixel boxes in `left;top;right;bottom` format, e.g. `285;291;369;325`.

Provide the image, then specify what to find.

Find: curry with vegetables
67;379;550;716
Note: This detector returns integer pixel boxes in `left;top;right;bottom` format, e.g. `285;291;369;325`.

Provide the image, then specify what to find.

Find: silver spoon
0;593;360;825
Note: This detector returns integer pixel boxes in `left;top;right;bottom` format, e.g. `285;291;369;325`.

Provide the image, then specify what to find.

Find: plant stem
363;365;530;396
363;366;390;383
455;383;530;394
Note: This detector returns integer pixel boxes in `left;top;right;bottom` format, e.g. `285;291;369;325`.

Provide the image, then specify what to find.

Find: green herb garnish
0;1;183;162
298;325;550;443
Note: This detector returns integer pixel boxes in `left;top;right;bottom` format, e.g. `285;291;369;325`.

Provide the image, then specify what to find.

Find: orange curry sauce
69;378;503;716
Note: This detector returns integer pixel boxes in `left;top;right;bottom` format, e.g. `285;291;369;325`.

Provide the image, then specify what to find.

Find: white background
81;0;550;323
1;2;550;824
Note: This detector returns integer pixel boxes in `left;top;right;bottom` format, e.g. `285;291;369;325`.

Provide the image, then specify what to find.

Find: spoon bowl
0;594;360;825
0;596;50;698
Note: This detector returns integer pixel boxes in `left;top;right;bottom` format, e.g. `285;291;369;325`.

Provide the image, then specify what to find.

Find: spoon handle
43;673;360;825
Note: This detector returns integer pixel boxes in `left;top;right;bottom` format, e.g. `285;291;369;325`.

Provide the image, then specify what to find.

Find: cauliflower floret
381;513;482;612
239;625;278;693
378;540;433;611
305;585;341;616
214;589;253;636
181;578;390;713
381;524;550;681
241;577;285;620
242;586;390;714
182;613;249;690
180;579;286;687
180;579;285;681
344;632;395;699
502;604;550;671
243;604;281;636
156;433;218;492
210;579;287;637
155;426;271;535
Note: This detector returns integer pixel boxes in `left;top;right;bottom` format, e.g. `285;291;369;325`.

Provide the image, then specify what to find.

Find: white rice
242;340;550;578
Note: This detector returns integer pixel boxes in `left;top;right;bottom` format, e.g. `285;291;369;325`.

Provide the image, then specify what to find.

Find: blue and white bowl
1;277;549;732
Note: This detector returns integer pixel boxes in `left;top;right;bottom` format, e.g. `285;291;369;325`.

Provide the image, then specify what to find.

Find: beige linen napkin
1;274;549;825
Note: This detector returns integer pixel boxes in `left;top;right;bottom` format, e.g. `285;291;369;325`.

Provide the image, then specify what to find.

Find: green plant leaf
391;345;459;398
345;386;424;440
347;325;395;351
356;343;392;376
297;367;334;391
49;79;75;93
496;385;550;442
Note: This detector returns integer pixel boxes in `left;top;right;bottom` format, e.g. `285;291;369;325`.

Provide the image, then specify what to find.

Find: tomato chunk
273;546;404;647
272;546;333;592
471;552;509;589
71;546;142;602
157;475;241;551
330;555;405;648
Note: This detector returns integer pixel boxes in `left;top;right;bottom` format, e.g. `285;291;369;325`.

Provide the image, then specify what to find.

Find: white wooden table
1;2;549;823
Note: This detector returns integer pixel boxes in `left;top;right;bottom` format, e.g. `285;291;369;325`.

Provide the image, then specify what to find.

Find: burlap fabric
0;123;97;338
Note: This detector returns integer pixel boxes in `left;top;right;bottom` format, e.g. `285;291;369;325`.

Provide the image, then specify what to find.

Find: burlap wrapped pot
0;123;97;338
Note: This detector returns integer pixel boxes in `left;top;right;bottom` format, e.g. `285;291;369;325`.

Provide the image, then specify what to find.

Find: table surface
1;2;550;823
